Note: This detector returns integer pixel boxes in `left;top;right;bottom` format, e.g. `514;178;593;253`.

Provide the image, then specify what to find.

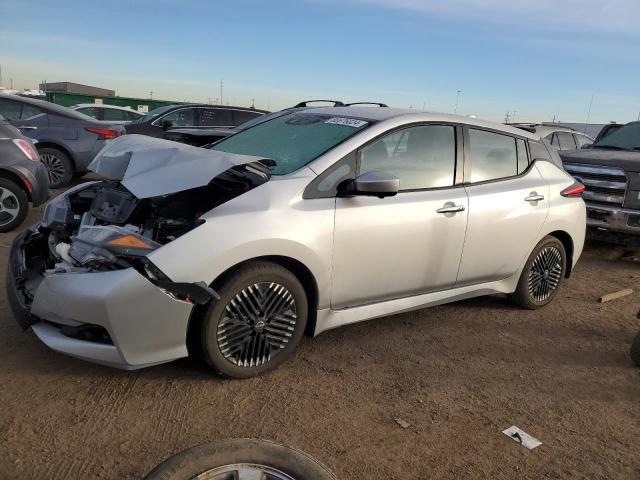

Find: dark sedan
125;104;267;139
0;94;125;188
0;114;49;231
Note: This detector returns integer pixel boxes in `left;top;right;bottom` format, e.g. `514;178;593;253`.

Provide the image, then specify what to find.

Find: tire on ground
144;438;337;480
511;235;567;310
38;146;73;188
631;332;640;367
200;260;308;378
0;178;29;232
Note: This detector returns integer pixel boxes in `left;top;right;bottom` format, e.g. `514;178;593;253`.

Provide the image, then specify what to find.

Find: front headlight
69;225;160;267
41;194;72;230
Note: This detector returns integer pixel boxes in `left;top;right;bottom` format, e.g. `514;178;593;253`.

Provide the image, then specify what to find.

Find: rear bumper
585;202;640;235
7;229;195;370
9;162;50;206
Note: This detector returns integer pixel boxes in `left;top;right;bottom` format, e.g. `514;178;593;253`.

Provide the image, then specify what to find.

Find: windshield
595;122;640;150
211;112;371;175
134;105;176;124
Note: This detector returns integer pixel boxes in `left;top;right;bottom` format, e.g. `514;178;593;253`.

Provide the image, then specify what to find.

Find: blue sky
1;0;639;123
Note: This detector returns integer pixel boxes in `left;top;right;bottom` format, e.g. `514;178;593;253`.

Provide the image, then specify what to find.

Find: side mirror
162;120;175;131
342;170;399;198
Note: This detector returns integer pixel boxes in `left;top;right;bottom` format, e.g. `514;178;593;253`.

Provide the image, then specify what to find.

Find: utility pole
10;78;13;89
511;111;517;123
584;94;594;133
150;91;153;100
454;90;462;114
0;64;3;87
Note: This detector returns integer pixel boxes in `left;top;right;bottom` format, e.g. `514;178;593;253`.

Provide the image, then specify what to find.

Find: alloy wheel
527;246;563;302
0;187;21;226
217;282;297;368
40;152;66;186
191;463;296;480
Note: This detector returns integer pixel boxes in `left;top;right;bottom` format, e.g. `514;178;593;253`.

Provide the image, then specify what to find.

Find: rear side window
78;107;100;119
359;125;456;190
468;129;518;182
0;99;23;120
160;108;196;127
516;138;529;173
198;108;233;127
233;110;262;125
557;132;577;150
21;104;44;120
103;108;127;121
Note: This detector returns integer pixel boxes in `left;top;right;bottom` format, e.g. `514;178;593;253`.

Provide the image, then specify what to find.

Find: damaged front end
7;135;273;368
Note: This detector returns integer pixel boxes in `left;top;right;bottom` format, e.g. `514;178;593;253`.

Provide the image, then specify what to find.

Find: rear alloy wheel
201;261;308;378
0;178;28;232
38;147;73;188
511;236;567;309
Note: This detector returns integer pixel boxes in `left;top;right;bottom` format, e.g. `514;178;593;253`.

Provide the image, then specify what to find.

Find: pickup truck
560;121;640;237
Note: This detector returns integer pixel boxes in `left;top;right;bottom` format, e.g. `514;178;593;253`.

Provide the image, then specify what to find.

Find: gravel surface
1;180;638;479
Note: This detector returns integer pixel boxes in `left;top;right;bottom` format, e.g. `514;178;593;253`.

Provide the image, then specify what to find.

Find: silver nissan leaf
7;107;586;378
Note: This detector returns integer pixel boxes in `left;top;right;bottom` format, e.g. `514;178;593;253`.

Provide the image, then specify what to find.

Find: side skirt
313;273;520;336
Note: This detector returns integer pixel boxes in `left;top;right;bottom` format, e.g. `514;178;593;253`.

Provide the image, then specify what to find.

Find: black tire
511;235;567;310
144;439;337;480
201;261;308;378
0;178;29;232
38;146;73;188
631;332;640;367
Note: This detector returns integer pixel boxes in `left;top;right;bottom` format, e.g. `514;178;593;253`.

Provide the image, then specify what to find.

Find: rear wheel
39;147;73;188
511;236;566;309
201;261;308;378
0;178;28;232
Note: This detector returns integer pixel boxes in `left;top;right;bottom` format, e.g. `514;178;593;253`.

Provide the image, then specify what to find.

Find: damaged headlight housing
69;225;160;267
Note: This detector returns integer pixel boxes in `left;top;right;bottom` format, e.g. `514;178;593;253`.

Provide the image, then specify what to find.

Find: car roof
0;93;101;121
533;125;591;138
299;106;541;140
72;103;141;112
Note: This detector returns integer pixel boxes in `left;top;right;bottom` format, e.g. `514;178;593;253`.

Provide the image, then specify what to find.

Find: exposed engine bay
16;160;271;309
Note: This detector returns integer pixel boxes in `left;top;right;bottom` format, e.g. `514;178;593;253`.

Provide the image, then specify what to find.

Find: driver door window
160;108;195;127
359;125;456;190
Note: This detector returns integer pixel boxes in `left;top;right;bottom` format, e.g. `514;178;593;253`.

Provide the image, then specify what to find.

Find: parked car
512;124;594;151
125;104;268;138
163;101;385;147
8;107;585;377
561;121;640;237
0;94;125;188
0;114;49;231
70;103;144;124
593;122;624;144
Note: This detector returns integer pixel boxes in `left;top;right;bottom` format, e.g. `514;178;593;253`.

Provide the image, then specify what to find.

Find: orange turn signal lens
106;235;155;250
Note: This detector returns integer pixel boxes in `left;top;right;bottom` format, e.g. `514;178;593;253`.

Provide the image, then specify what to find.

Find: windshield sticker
324;117;368;128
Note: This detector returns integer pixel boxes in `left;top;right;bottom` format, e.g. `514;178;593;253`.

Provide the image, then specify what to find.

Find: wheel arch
0;168;32;202
547;230;574;277
185;255;320;358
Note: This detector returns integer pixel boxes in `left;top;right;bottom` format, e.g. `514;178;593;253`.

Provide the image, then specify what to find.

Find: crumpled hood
560;148;640;173
88;134;267;198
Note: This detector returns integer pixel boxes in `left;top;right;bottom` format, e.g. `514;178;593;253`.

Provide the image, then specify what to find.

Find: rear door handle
525;194;544;202
18;125;38;130
436;204;465;214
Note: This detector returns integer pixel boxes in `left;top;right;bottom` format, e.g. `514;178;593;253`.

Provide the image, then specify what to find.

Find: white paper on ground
502;426;542;450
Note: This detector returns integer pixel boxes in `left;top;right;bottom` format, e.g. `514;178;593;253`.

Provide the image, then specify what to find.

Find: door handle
436;204;465;214
18;125;38;130
525;193;544;202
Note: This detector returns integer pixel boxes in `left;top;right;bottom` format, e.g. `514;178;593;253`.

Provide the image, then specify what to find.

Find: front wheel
200;261;308;378
511;236;567;309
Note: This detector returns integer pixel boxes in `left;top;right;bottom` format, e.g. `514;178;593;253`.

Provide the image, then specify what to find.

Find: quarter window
468;129;518;182
359;125;456;190
575;134;592;148
103;108;128;121
516;138;529;173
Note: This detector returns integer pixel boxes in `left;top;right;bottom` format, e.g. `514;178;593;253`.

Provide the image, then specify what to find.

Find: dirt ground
0;180;639;479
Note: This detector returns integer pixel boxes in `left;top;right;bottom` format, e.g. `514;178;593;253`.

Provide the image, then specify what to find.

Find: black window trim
462;125;535;186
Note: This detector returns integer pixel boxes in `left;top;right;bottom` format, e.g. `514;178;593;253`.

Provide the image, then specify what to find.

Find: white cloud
323;0;640;35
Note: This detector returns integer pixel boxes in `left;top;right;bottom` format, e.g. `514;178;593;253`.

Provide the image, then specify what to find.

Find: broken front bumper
585;203;640;235
7;230;196;370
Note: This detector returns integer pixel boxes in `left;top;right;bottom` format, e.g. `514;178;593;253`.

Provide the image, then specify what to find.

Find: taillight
560;181;586;197
85;127;121;140
12;138;39;161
